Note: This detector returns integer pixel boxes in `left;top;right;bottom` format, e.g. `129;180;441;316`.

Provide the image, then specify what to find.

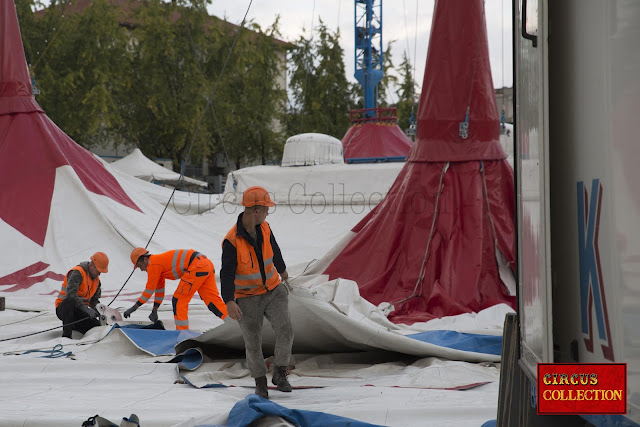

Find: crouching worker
124;248;228;329
221;186;294;399
55;252;109;338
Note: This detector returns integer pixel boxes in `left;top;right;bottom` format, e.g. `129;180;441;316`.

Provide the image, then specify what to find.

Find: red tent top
0;0;141;246
342;123;413;161
0;0;41;115
323;0;515;324
409;0;505;162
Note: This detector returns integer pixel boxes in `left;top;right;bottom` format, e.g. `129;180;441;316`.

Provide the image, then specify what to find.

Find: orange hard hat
90;252;109;273
242;186;275;207
130;247;149;267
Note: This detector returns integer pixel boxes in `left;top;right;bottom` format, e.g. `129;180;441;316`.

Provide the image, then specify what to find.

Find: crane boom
354;0;383;117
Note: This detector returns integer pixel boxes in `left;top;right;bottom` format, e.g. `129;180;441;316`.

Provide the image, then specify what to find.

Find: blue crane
354;0;383;118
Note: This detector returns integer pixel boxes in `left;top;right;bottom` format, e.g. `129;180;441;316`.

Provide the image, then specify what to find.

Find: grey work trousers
236;283;294;378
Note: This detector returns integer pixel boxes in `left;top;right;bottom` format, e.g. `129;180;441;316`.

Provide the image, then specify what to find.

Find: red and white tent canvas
324;0;516;324
0;0;219;308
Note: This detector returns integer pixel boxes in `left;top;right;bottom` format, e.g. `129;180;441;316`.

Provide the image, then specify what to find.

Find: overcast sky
208;0;513;104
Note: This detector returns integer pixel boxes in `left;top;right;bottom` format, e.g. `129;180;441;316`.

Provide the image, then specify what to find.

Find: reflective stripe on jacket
152;249;200;280
223;222;280;298
138;249;201;306
55;265;100;308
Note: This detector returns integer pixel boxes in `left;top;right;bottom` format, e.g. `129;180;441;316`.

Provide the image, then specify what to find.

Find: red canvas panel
342;123;413;160
325;0;515;324
0;0;141;246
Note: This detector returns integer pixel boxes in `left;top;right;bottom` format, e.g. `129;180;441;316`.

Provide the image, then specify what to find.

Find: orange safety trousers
172;255;228;330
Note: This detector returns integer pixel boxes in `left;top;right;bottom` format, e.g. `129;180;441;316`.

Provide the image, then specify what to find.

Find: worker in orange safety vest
55;252;109;338
221;186;293;399
124;248;228;330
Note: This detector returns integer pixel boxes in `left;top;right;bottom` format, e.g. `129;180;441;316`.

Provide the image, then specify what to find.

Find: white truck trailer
500;0;640;425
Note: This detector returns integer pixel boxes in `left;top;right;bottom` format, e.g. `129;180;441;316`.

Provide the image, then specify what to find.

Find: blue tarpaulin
406;330;502;355
114;324;199;356
197;394;386;427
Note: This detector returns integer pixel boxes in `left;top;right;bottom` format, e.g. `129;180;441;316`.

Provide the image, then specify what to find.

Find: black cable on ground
0;316;93;342
0;312;47;328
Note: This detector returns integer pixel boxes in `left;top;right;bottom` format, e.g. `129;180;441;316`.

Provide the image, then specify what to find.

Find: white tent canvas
224;162;405;206
111;148;208;189
281;133;344;167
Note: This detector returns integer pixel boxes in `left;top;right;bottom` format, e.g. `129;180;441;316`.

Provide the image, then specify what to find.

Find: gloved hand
123;305;137;318
85;306;99;319
148;310;158;323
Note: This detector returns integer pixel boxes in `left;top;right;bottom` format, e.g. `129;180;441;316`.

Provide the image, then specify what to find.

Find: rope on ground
20;343;73;358
4;335;107;357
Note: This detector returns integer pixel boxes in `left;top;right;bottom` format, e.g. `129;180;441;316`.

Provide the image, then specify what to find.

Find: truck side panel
548;0;640;422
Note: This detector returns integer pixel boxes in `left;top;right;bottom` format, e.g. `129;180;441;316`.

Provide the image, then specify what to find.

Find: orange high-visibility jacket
55;265;100;308
138;249;201;306
223;222;280;299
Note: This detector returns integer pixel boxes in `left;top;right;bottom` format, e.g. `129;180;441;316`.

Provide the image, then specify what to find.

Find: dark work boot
255;376;269;399
272;366;292;392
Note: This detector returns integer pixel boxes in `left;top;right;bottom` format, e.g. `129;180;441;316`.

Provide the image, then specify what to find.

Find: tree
211;19;288;167
376;40;397;108
286;20;355;139
15;0;39;68
395;51;418;133
126;1;287;169
17;0;288;169
23;0;132;148
125;0;215;167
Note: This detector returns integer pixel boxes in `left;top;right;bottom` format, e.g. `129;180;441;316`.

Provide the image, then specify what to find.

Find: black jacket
220;213;286;302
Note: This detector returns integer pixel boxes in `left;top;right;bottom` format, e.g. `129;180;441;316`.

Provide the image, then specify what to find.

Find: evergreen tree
395;51;418;133
212;19;288;167
126;0;214;167
287;20;355;139
15;0;39;68
127;1;287;168
376;40;397;108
